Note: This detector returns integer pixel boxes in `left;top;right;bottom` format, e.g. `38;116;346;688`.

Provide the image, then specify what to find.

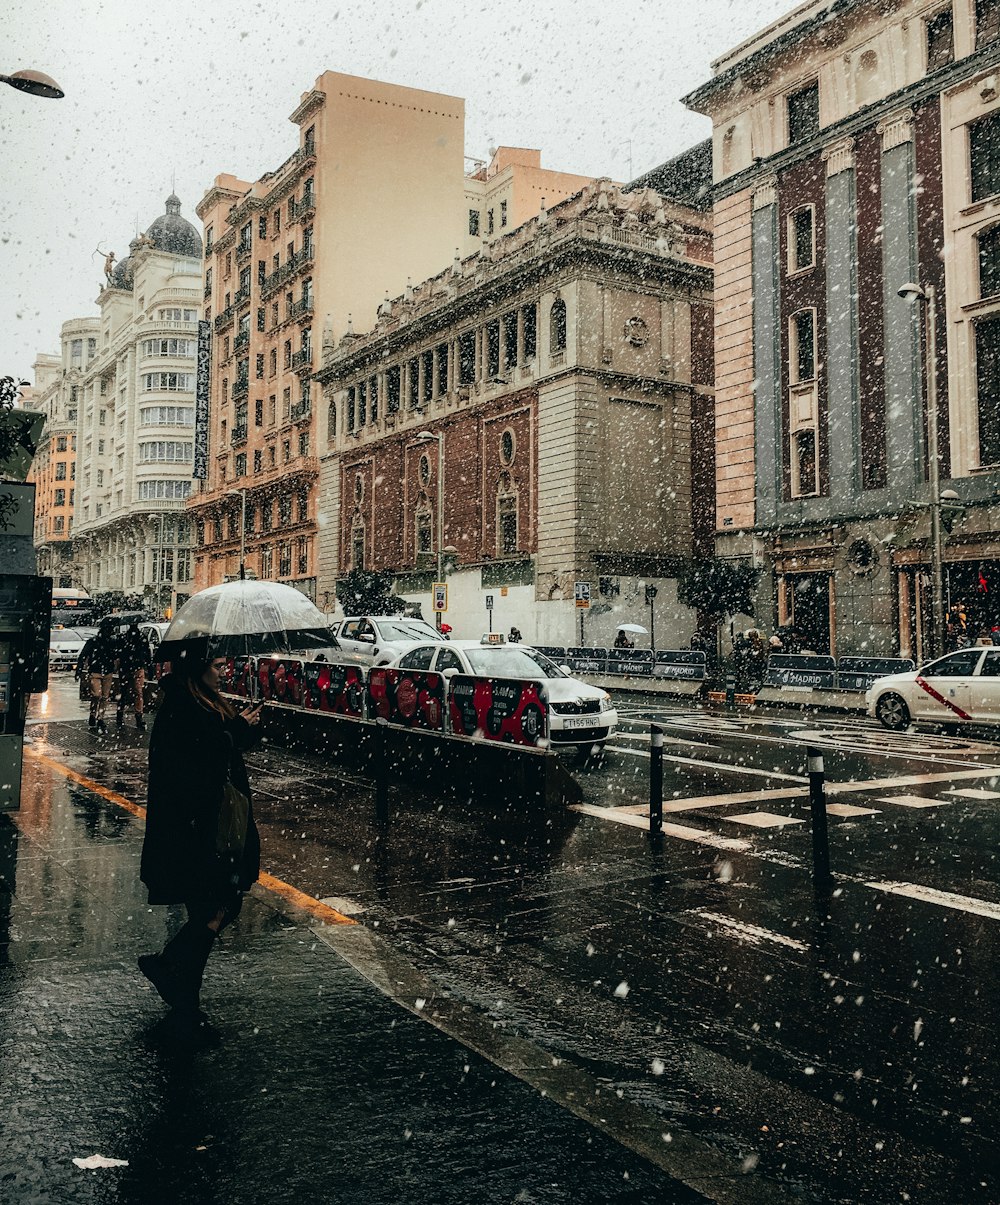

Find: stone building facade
686;0;1000;658
187;72;601;600
71;195;203;615
27;322;97;587
314;180;714;645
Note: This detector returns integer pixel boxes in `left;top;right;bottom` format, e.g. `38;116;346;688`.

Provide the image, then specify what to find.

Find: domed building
145;193;203;259
73;192;204;616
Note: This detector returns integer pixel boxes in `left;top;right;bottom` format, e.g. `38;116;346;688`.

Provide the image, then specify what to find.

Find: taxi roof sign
481;632;505;644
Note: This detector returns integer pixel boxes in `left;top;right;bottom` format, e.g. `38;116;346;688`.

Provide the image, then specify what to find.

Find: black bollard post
725;673;736;709
807;744;831;889
649;723;664;838
374;717;389;827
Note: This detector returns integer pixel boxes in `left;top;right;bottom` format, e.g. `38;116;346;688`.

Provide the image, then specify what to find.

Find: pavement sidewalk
0;745;706;1205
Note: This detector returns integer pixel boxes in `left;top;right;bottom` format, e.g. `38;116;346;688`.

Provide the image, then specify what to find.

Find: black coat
140;676;261;905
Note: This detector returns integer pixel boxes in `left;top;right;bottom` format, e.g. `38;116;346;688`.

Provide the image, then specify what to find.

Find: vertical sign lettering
193;319;212;480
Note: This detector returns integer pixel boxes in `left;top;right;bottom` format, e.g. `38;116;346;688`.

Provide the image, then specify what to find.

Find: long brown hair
186;671;237;720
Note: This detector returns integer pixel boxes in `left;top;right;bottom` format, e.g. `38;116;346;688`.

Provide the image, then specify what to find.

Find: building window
279;494;292;526
416;508;432;555
257;307;265;331
469;209;480;236
352;525;365;570
254;448;262;473
788;206;815;273
980;225;1000;298
977;0;1000;46
976;315;1000;464
458;331;477;384
297;536;309;575
421;350;434;403
926;7;954;69
327;399;337;441
298;431;309;457
261;545;273;577
269;348;277;377
486;320;501;378
358;380;367;427
500;428;515;465
54;516;65;533
258;214;267;239
387;365;401;414
56;436;67;452
436;345;449;396
971;110;1000;202
790;309;816;383
404;359;417;409
256;354;265;380
550;298;567;353
54;488;65;507
297;488;309;522
282;439;291;463
55;461;67;480
500;200;508;228
283;340;292;370
498;492;517;556
522;304;537;361
235;452;247;477
790;429;819;497
787;81;820;144
261;498;272;531
487;208;495;235
370;376;378;422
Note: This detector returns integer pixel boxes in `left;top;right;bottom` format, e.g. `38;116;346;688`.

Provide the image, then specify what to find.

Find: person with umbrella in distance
138;641;262;1018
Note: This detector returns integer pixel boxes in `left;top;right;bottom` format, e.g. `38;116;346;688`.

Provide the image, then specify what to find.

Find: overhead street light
1;70;64;99
898;280;946;658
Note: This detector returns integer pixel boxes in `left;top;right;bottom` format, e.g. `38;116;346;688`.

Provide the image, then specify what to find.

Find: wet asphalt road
10;675;1000;1204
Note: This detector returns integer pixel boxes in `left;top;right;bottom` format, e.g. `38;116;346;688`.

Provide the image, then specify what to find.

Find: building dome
110;238;140;290
144;193;203;259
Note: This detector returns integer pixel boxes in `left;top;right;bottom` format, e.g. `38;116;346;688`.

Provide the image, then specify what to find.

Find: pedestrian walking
86;620;118;733
116;622;151;730
508;625;522;643
138;645;262;1016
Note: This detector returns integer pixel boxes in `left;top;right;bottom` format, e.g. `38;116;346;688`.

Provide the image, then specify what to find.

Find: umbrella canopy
616;623;649;635
156;580;334;660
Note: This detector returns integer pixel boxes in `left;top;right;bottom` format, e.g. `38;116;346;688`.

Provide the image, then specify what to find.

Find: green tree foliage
0;375;29;466
677;558;758;620
335;569;406;616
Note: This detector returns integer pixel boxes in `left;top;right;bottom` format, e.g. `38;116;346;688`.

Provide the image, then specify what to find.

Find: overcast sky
2;0;794;381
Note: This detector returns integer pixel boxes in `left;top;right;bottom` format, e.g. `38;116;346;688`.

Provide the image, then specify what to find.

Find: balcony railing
261;246;314;298
234;285;252;306
291;348;313;371
236;240;252;262
289;296;313;320
290;399;311;421
232;377;250;400
292;192;315;221
203;283;212;299
234;330;250;352
213;305;235;332
231;425;248;446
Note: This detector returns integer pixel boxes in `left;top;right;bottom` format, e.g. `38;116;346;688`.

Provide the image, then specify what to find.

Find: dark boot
140;923;216;1012
135;714;145;731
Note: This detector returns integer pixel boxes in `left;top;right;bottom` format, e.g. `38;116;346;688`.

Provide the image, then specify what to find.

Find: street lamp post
416;430;444;628
1;69;64;99
898;281;945;658
227;488;247;581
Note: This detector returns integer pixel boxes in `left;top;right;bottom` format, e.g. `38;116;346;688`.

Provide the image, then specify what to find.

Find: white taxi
389;635;618;747
866;646;1000;730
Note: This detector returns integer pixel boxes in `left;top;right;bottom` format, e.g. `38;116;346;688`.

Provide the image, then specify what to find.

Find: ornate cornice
822;136;855;178
752;176;777;210
876;108;914;152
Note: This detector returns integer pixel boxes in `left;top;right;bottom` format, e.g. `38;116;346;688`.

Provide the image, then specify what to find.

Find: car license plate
562;715;596;730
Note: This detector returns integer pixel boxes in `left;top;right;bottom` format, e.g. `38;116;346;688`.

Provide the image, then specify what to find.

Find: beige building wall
711;188;755;534
311;73;466;338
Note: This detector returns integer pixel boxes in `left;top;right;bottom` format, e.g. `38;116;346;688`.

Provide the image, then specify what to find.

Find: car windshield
376;619;439;641
463;646;566;678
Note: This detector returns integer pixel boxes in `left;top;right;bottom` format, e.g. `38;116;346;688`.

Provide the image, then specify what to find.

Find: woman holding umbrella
138;641;262;1015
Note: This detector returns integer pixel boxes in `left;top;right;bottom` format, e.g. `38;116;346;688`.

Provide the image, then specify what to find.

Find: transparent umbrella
616;623;649;635
157;580;335;659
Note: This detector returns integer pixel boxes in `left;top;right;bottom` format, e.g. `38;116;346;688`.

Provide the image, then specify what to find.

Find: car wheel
876;692;910;731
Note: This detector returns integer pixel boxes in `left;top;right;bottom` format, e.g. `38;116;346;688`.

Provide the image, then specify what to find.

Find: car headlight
599;693;613;713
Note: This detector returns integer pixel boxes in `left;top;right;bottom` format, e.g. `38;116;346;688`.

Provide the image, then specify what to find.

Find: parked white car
48;626;93;671
390;636;618;747
334;615;443;665
867;646;1000;729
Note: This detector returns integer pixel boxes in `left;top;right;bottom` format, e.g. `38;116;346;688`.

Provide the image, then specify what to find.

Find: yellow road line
24;746;356;927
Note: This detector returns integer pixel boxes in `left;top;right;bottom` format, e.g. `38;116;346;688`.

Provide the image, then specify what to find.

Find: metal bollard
374;717;390;827
725;674;736;709
649;723;664;838
806;744;831;888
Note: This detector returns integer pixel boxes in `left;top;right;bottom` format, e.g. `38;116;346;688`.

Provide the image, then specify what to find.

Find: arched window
550;297;567;353
854;49;880;108
497;474;518;556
